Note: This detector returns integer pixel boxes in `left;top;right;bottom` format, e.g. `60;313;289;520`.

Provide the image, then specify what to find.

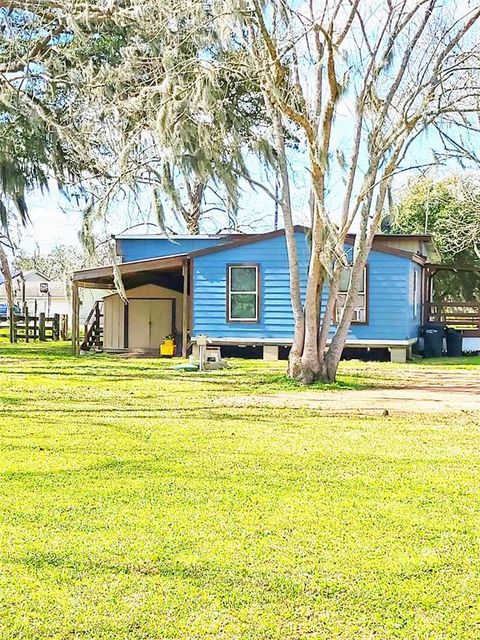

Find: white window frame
335;265;368;324
413;269;421;319
228;265;259;322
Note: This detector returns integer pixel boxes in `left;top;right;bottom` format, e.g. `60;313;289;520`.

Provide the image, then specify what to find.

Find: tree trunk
0;243;15;343
185;180;204;234
324;256;366;381
296;228;324;384
324;193;374;382
318;266;341;357
270;106;305;377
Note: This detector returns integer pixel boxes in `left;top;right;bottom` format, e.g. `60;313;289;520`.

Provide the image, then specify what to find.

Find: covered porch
72;255;192;356
423;263;480;343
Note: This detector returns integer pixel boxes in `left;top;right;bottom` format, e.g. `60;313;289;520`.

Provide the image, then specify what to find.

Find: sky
18;139;452;256
18;186;281;255
18;163;302;255
14;0;479;256
17;91;471;257
23;187;84;252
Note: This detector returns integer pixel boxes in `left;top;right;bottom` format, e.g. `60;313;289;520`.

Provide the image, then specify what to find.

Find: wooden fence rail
0;306;68;342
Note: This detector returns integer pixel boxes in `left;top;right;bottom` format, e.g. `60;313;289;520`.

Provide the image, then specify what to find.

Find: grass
419;354;480;367
0;342;480;639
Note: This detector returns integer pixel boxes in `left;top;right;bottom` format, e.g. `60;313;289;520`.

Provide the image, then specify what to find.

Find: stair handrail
82;300;104;349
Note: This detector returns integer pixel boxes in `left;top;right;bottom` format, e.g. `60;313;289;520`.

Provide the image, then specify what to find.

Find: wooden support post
32;314;38;341
39;313;46;341
182;260;189;358
60;314;68;341
53;314;60;341
24;303;29;343
71;282;80;355
95;302;100;340
123;303;129;349
423;267;430;325
9;308;16;343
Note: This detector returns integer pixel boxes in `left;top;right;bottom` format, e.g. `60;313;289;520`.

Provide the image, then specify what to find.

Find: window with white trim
335;266;368;324
228;265;259;322
412;269;420;319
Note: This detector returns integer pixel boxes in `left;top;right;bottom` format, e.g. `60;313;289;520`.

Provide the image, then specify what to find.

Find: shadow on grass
0;395;23;406
0;342;73;359
0;363;371;391
417;356;480;367
0;340;379;393
263;373;370;392
11;550;254;594
1;457;138;482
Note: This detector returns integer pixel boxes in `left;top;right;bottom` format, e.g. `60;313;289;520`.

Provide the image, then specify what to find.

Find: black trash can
446;328;463;357
423;323;445;358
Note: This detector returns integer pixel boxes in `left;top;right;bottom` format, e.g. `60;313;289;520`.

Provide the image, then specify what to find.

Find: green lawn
1;343;480;639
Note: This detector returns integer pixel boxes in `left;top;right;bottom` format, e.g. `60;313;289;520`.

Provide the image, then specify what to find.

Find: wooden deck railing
81;300;104;350
424;301;480;335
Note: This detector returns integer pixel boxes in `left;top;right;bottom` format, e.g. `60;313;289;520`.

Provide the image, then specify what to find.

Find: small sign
39;283;49;294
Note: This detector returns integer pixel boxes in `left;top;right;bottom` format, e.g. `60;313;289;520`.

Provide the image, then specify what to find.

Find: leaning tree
205;0;480;383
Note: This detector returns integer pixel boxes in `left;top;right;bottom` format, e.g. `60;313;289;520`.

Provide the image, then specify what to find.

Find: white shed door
128;299;173;350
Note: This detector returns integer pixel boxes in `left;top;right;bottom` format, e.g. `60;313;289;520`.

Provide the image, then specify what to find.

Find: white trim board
192;336;418;348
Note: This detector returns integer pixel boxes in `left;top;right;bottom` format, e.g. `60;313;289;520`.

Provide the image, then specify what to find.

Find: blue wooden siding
193;231;309;339
118;237;227;262
193;232;421;341
326;251;421;341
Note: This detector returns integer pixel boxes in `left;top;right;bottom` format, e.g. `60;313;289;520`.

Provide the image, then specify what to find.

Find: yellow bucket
160;338;175;357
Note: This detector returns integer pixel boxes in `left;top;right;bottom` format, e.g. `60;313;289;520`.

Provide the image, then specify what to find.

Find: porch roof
73;254;187;289
425;262;480;276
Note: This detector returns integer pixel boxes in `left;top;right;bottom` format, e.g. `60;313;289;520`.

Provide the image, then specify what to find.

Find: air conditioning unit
353;308;364;322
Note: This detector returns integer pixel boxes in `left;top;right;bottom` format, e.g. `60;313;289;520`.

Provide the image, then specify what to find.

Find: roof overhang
344;236;427;263
115;233;244;241
372;234;432;241
73;254;187;288
74;226;430;289
188;227;428;262
425;263;480;276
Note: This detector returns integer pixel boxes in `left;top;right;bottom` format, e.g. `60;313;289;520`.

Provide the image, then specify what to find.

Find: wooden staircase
81;301;104;350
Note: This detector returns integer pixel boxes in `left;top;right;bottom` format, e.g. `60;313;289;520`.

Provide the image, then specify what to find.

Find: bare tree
3;1;480;381
209;0;480;382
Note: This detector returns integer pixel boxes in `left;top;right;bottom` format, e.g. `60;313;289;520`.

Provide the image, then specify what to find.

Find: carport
72;255;191;356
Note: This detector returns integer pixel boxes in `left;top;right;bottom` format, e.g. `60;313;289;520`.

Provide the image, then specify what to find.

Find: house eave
115;233;243;240
73;254;188;286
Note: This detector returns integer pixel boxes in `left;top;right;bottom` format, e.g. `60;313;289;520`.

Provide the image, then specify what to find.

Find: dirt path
223;367;480;415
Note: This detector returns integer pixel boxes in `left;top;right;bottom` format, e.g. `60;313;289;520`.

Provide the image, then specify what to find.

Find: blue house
72;227;436;362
